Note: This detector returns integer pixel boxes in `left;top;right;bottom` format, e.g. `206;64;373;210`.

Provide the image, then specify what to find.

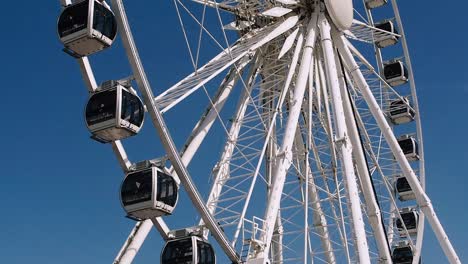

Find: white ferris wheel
57;0;461;263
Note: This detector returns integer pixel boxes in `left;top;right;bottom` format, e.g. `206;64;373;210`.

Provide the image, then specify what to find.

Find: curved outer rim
67;0;428;263
389;1;426;262
362;0;425;262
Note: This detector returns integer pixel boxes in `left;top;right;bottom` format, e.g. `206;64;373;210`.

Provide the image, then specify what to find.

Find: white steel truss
58;0;462;263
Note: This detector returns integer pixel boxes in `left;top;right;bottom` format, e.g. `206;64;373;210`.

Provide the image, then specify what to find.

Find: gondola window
86;90;117;126
121;90;144;127
58;1;88;38
121;170;152;206
93;2;117;40
161;239;194;264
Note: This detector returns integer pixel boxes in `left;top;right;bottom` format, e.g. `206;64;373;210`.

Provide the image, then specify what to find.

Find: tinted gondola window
86;90;117;126
390;101;406;115
377;22;398;34
121;90;144;127
398;139;414;155
162;239;193;264
156;172;178;207
121;170;153;206
376;22;392;32
197;241;215;264
392;247;413;263
58;0;89;38
384;63;402;80
396;213;417;230
396;178;412;193
93;2;117;40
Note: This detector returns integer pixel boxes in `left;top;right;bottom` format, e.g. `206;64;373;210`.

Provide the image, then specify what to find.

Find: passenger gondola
85;80;145;143
392;243;420;264
375;20;400;48
121;161;178;220
395;177;416;201
384;60;409;87
397;135;420;161
161;235;215;264
58;0;117;57
396;208;419;237
365;0;387;9
388;98;415;125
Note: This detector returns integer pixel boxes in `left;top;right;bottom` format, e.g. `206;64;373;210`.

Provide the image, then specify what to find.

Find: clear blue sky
0;1;466;263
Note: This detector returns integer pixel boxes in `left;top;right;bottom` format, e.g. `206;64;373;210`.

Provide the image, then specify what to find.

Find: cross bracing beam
335;51;392;262
200;54;261;237
202;35;304;254
170;59;250;178
294;123;336;264
347;19;401;44
311;57;354;262
111;0;241;261
188;0;237;13
154;15;299;113
115;59;250;264
334;31;461;264
340;42;423;255
255;12;319;259
319;14;371;264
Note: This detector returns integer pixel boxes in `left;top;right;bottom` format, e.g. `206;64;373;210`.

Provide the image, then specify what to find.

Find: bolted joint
334;135;349;146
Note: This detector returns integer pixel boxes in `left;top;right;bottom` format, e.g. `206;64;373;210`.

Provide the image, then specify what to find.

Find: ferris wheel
57;0;461;263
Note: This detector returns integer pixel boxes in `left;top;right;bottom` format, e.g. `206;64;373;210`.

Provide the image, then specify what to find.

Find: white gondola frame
395;176;416;201
375;20;399;48
365;0;388;9
384;60;409;87
58;0;117;57
396;208;419;237
388;97;415;125
85;82;144;143
160;235;216;264
397;135;420;161
392;241;417;264
121;166;178;220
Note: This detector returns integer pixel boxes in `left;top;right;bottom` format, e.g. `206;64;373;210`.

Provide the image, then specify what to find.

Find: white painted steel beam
188;0;237;13
111;0;240;261
303;87;311;264
113;220;153;264
314;57;352;262
294;124;336;264
154;16;299;113
77;58;98;92
199;57;259;237
257;13;319;258
231;34;306;251
116;63;246;263
336;53;392;263
334;32;461;264
178;60;249;175
319;14;371;264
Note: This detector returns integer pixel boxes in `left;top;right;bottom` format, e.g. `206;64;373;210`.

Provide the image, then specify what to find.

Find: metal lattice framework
58;0;461;263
